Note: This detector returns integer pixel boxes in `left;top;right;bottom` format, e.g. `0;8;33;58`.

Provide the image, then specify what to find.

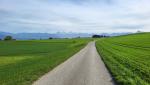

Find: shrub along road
33;41;114;85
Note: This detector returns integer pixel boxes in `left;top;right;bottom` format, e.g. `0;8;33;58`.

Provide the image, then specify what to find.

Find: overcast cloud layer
0;0;150;33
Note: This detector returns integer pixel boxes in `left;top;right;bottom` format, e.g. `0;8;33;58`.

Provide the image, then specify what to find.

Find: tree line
0;35;108;41
92;35;108;38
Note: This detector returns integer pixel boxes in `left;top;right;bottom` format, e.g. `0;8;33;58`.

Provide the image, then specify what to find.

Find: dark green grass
96;32;150;85
0;38;91;85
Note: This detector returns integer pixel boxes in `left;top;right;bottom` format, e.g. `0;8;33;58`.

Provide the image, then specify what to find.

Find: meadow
96;32;150;85
0;38;91;85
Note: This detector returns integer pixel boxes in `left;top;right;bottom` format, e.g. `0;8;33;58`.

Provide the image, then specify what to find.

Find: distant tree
0;39;1;41
92;35;108;38
137;30;142;33
92;35;101;38
77;36;80;38
49;37;53;39
4;36;13;41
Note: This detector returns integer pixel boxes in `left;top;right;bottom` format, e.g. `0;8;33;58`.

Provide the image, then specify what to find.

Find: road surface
33;41;115;85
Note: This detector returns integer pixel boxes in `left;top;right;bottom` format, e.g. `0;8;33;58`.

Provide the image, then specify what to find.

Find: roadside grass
96;32;150;85
0;38;91;85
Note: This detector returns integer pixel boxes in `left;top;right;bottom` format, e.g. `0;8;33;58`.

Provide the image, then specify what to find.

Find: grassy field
96;32;150;85
0;38;91;85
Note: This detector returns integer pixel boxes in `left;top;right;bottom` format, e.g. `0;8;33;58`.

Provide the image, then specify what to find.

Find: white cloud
0;0;150;33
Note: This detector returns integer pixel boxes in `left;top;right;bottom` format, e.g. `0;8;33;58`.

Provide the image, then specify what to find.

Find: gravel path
33;41;115;85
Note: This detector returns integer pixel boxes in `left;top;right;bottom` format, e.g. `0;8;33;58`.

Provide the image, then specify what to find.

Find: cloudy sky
0;0;150;33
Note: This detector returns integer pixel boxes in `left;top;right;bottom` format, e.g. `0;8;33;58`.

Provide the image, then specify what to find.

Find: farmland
0;38;91;85
96;32;150;85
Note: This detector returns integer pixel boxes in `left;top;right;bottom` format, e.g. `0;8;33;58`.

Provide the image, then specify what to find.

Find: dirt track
33;41;115;85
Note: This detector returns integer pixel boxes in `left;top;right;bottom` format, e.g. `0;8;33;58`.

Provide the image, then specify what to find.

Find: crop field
0;38;91;85
96;32;150;85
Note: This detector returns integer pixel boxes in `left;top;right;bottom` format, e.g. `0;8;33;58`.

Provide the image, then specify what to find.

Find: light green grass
0;38;92;85
96;32;150;85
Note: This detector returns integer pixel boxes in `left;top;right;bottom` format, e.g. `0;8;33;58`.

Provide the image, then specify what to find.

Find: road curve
33;41;115;85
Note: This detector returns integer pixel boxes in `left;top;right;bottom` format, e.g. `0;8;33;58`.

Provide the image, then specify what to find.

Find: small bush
49;37;53;39
4;36;13;41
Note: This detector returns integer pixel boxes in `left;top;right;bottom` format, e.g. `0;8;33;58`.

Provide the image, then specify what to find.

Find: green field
96;32;150;85
0;38;91;85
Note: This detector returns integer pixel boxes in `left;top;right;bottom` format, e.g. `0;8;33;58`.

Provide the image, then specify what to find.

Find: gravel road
33;41;115;85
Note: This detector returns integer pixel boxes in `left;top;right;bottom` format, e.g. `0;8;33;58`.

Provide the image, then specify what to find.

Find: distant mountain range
0;32;132;40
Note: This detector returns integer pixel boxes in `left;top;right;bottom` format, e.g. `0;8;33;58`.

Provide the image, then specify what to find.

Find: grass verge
96;32;150;85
